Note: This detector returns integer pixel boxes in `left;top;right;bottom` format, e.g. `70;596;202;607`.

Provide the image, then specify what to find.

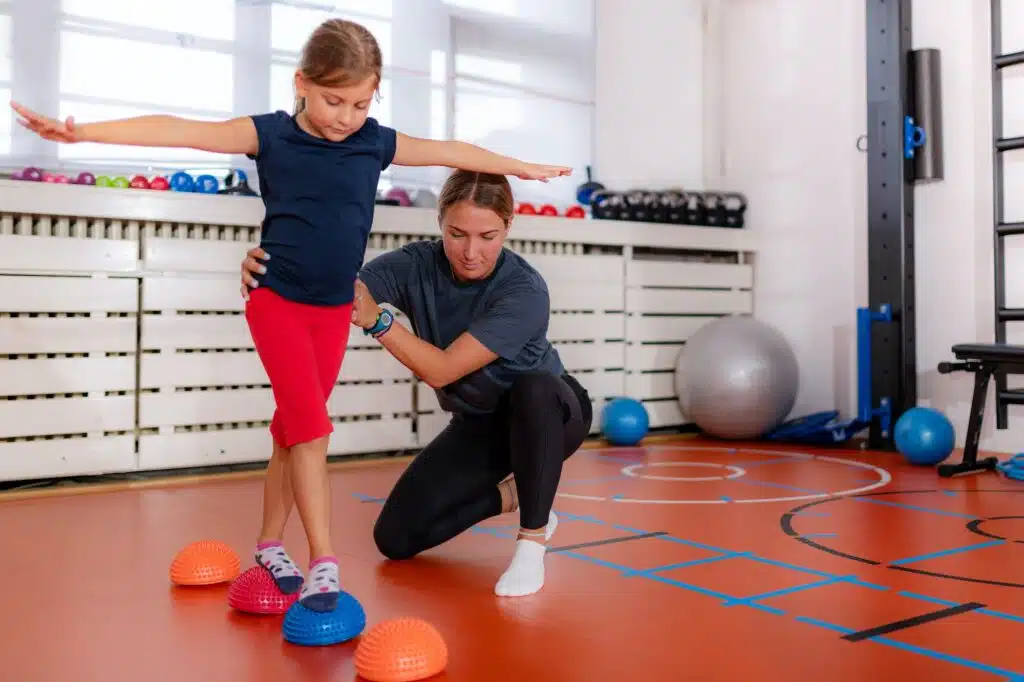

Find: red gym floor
0;435;1021;681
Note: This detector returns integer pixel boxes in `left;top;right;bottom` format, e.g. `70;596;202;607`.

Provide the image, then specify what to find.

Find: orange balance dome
169;539;241;586
354;617;448;682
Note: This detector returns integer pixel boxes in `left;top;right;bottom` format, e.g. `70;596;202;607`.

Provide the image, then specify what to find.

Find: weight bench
936;343;1024;477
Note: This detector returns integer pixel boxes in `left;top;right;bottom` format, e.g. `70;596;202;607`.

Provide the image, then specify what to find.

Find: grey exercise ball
674;316;799;439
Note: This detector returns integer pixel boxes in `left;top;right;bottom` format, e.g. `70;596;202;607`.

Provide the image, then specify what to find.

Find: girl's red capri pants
245;287;353;448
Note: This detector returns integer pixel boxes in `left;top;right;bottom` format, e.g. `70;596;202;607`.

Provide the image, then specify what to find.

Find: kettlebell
575;165;605;205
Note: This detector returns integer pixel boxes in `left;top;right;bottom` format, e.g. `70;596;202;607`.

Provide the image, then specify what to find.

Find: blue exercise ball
601;397;649;446
893;406;955;465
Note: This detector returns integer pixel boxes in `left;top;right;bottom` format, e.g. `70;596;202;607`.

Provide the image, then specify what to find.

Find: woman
240;170;592;597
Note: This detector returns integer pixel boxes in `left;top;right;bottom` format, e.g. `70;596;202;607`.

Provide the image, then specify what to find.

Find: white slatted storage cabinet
625;255;755;428
0;216;139;481
138;232;418;470
0;180;757;481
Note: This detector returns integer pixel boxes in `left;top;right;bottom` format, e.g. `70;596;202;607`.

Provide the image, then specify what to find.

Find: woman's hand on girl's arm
10;101;260;156
239;247;268;301
392;132;571;182
352;279;497;388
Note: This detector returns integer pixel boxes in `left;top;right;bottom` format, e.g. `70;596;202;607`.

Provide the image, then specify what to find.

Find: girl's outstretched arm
10;101;259;156
392;132;571;181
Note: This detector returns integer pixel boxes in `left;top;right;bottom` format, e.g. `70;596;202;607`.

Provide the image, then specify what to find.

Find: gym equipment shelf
991;0;1024;429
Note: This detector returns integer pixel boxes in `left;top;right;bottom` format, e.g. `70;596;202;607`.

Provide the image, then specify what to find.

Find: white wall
593;0;705;190
593;0;1024;452
705;0;867;421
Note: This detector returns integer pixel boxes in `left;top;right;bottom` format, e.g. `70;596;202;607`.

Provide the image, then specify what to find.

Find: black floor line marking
841;602;986;642
547;531;667;553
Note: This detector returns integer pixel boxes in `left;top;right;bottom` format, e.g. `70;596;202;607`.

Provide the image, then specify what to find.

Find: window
0;13;10;156
454;78;591;207
452;22;594;206
57;27;233;167
60;32;234;114
61;0;235;42
270;4;392;61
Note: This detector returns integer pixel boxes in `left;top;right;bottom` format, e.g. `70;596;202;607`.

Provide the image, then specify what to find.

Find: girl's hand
352;279;382;329
11;101;81;143
515;162;573;182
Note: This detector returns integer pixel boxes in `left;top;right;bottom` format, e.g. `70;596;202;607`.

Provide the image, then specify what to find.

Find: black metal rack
990;0;1024;427
864;0;916;449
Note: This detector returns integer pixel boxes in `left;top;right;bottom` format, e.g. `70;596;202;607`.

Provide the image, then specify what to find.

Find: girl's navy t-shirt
247;111;397;306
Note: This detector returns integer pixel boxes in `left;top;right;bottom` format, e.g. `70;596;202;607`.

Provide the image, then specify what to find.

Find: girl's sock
255;541;304;594
299;556;340;612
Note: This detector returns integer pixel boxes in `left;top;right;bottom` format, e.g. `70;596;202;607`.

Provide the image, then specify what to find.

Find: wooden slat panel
139;384;413;427
575;371;626;399
138;419;416;470
643;398;686;428
143;238;391;274
549;283;624;311
0;276;138;313
518;253;624;284
556;342;626;371
0;317;136;354
0;435;136;482
140;348;411;388
0;357;136;397
626;260;752;289
626;315;719;343
626;372;677;400
626;288;752;315
626;344;683;372
141;313;389;350
0;235;138;274
548;313;625;341
143;276;242;312
0;396;135;438
415;412;451;446
417;383;441;412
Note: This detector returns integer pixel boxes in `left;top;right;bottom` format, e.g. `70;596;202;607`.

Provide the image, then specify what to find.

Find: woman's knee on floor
372;509;420;561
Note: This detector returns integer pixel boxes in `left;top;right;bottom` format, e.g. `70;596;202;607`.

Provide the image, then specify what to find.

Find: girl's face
440;200;510;281
294;71;377;142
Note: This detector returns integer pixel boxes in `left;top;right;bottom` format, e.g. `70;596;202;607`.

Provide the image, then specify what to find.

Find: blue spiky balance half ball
282;592;367;646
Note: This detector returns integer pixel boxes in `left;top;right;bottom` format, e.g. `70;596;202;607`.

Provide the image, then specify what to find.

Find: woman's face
440;200;509;281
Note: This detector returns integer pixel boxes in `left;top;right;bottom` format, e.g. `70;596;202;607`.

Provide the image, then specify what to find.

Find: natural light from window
61;0;235;41
270;4;392;62
60;32;234;114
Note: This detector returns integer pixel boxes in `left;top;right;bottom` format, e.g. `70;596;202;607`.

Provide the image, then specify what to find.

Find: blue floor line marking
889;539;1006;566
623;552;751;577
723;576;843;606
900;591;1024;624
797;616;1020;678
355;491;1021;678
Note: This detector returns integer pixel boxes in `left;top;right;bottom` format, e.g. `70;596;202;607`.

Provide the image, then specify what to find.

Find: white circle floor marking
621;461;747;482
559;445;892;505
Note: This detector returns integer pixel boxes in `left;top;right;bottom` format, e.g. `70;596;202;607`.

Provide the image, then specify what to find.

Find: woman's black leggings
373;371;592;560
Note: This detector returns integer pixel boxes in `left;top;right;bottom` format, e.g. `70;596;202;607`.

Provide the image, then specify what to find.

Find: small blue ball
281;592;366;646
894;406;955;465
601;397;650;446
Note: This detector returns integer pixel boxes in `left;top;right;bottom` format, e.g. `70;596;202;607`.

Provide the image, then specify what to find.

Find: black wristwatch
364;309;394;338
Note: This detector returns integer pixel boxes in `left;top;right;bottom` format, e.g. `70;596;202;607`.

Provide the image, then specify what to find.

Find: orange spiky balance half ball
354;617;448;682
169;539;241;586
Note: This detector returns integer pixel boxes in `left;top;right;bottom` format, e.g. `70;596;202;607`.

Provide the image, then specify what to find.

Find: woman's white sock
494;511;558;597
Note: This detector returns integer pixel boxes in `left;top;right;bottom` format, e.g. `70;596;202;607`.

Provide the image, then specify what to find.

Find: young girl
11;18;570;613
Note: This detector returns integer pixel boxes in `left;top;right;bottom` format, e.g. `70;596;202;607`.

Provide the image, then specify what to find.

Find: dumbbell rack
990;0;1024;429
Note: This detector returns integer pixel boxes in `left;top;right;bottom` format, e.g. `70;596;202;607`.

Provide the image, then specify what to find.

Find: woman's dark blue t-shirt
358;240;565;416
247;111;397;306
